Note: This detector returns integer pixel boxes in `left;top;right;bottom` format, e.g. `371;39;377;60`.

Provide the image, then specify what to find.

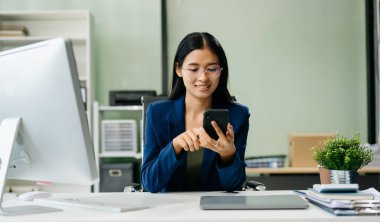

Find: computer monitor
0;38;99;215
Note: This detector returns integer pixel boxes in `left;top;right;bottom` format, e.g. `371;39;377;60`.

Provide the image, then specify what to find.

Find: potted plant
312;132;373;184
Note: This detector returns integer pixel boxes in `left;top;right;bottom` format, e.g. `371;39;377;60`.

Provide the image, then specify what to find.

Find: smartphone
203;109;229;140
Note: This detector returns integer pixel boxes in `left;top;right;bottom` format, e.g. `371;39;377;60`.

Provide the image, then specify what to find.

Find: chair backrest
139;96;167;191
141;96;168;162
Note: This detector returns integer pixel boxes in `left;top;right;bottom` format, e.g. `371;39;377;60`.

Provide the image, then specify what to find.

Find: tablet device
200;194;309;210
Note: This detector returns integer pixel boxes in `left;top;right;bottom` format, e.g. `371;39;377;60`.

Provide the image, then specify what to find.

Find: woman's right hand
172;128;201;156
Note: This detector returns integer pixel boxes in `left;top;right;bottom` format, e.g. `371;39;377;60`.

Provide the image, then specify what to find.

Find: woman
141;32;250;192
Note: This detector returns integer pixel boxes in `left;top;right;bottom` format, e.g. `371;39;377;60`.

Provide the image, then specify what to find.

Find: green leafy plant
312;132;373;171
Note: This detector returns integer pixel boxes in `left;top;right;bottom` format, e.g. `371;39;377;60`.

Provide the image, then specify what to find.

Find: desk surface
246;167;380;175
0;191;379;222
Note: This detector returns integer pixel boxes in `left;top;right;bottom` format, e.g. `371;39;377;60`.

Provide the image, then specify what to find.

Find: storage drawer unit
99;163;133;192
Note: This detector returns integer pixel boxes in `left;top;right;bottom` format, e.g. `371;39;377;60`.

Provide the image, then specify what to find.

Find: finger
226;123;234;139
178;137;189;151
194;127;202;137
211;121;226;139
198;128;213;146
197;127;207;137
206;139;220;152
178;133;193;151
188;130;201;151
183;134;195;152
196;127;206;143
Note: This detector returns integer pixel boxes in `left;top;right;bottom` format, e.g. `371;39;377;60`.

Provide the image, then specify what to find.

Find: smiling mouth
195;84;211;91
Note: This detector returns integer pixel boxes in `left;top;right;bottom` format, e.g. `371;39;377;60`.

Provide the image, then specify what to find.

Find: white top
0;191;378;222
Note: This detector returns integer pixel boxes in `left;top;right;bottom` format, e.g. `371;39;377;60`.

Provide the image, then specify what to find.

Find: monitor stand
0;118;61;216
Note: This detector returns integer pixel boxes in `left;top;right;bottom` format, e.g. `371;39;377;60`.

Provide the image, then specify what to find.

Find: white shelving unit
0;10;94;193
0;10;94;125
92;102;143;192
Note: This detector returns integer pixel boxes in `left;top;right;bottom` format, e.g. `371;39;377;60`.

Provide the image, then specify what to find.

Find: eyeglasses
181;65;223;78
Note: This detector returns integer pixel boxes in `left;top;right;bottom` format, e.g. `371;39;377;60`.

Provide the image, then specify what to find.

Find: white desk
0;191;378;222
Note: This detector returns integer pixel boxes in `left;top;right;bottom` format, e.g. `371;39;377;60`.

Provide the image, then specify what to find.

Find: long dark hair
169;32;234;103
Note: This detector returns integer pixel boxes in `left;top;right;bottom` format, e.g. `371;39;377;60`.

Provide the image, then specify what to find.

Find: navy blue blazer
141;95;250;193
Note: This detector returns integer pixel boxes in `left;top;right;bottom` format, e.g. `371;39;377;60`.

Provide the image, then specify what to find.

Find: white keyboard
34;196;149;213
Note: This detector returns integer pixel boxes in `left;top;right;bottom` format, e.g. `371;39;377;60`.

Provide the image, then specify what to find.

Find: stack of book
0;25;28;36
304;184;380;216
245;155;285;168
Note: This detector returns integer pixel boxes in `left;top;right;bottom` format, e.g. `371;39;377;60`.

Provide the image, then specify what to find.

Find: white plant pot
329;170;357;184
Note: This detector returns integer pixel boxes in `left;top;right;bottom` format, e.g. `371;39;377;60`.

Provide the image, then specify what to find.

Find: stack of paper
304;184;380;216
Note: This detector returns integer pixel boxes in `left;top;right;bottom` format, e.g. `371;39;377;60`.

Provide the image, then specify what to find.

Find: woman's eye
189;68;198;72
207;68;217;73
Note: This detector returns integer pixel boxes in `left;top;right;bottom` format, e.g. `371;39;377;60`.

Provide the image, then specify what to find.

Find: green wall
0;0;162;104
167;0;367;156
0;0;367;157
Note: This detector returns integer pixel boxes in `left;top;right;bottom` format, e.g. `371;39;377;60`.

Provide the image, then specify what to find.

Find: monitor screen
0;38;99;186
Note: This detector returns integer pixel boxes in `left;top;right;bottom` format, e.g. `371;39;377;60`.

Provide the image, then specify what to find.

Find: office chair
124;96;265;192
123;96;168;192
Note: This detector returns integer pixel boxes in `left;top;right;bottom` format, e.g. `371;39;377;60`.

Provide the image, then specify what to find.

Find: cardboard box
288;134;335;167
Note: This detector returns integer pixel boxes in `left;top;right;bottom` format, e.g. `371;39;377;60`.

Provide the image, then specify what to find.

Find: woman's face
176;48;221;101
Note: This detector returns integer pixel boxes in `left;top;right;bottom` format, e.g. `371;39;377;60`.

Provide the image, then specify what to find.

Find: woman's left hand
198;121;236;165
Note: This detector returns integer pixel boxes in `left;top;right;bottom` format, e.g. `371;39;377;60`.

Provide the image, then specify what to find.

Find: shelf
0;37;86;46
78;77;88;82
99;152;142;159
0;10;90;20
98;105;143;111
93;101;142;192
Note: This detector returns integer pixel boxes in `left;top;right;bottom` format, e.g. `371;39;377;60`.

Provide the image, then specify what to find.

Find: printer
109;90;156;106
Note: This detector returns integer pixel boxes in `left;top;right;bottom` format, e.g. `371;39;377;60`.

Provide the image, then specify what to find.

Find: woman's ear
176;63;182;77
